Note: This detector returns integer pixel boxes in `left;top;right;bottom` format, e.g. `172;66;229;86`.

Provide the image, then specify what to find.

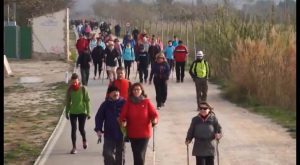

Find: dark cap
107;86;120;94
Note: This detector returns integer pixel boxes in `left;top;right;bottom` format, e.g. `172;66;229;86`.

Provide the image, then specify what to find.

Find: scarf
71;81;80;91
130;95;145;104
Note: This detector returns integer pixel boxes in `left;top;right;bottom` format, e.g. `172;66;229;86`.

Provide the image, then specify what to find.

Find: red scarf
71;81;80;91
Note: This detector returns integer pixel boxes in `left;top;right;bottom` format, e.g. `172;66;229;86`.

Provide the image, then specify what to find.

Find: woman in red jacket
118;82;158;165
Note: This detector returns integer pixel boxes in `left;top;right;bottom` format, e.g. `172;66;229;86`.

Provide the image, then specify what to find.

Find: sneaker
93;77;96;80
70;148;77;154
83;141;88;149
161;103;165;107
181;79;184;83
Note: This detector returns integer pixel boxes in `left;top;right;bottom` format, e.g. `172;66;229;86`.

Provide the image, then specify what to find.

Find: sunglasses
199;107;209;110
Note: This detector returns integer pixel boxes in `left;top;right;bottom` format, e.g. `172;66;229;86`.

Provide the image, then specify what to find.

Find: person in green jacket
65;73;91;154
189;50;210;109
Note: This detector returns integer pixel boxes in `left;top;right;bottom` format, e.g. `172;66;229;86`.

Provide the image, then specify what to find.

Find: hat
107;86;119;94
196;51;204;57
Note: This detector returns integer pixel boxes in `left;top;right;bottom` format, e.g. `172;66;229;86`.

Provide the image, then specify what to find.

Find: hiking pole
187;144;189;165
153;126;156;165
216;139;220;165
102;63;106;84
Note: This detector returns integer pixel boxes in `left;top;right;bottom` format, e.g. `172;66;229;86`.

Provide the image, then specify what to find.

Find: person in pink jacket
118;82;158;165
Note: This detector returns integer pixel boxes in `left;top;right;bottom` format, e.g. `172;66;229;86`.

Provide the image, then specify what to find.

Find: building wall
32;8;69;60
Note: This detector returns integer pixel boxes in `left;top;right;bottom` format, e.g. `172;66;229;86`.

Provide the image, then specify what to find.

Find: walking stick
153;126;156;165
134;64;139;81
216;139;220;165
187;144;189;165
102;63;106;84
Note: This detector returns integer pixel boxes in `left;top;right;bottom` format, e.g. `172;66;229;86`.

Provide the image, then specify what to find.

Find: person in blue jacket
164;40;175;72
94;86;126;165
149;52;171;110
122;43;135;79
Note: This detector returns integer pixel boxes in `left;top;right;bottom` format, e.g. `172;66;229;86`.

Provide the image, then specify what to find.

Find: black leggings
124;60;132;79
154;77;168;107
93;61;103;77
70;114;87;148
130;138;149;165
196;156;214;165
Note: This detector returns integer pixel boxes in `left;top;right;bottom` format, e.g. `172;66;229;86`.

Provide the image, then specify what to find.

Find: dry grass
230;26;296;111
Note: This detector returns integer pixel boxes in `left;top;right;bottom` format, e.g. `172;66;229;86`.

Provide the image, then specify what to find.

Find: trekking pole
102;63;106;84
134;64;138;81
153;126;156;165
187;144;189;165
216;139;220;165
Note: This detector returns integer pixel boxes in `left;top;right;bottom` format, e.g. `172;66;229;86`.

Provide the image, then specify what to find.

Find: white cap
196;51;204;57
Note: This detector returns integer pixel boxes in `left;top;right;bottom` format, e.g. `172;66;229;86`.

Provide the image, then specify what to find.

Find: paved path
34;26;296;165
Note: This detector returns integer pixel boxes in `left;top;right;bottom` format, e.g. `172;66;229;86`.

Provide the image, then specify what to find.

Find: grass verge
4;82;68;165
210;78;296;139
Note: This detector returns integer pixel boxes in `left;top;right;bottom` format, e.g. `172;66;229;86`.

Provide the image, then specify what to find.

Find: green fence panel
20;27;32;59
4;26;18;58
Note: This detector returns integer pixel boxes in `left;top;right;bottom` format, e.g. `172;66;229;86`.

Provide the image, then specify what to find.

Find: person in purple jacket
94;86;126;165
149;52;171;110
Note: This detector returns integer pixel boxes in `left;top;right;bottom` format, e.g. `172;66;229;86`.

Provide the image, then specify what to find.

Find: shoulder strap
194;61;198;76
81;86;86;101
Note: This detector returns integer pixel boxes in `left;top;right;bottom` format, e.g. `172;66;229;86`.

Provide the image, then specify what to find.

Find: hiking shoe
83;141;88;149
70;148;77;154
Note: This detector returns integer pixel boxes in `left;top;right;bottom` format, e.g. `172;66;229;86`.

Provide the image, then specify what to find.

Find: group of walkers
68;20;223;165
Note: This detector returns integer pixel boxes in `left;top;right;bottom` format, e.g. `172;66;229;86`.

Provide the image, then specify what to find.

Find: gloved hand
151;119;157;127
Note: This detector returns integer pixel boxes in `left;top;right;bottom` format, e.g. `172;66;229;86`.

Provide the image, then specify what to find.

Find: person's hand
97;131;102;138
185;140;191;145
66;114;69;120
151;118;158;127
215;133;222;140
121;121;127;127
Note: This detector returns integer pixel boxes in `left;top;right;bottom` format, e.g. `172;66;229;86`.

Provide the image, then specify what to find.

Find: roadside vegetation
93;0;296;138
4;82;68;164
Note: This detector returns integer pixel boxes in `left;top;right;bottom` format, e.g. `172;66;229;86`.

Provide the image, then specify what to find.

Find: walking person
189;51;210;107
107;66;131;100
89;34;98;53
114;38;123;67
114;24;121;37
95;86;126;165
136;44;150;83
185;101;222;165
76;47;92;86
164;40;175;72
104;41;119;82
118;83;159;165
122;43;135;79
76;34;89;55
91;40;105;80
149;52;171;110
65;73;91;154
148;37;161;67
174;40;189;83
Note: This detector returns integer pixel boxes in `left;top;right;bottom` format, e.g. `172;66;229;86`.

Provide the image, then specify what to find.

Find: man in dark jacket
104;41;119;82
91;42;105;80
114;24;121;37
136;44;150;83
148;38;161;67
94;86;126;165
76;47;92;86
